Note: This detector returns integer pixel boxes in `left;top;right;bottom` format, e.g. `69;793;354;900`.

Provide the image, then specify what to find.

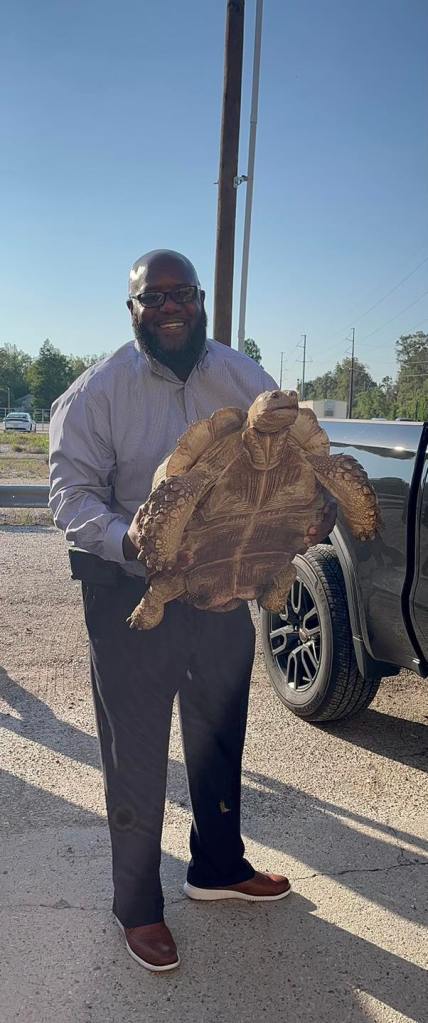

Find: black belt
69;548;140;588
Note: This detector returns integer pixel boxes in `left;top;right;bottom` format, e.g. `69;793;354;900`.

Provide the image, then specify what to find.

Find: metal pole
213;1;245;346
301;334;307;400
237;0;264;352
279;351;285;388
0;386;11;411
348;328;355;418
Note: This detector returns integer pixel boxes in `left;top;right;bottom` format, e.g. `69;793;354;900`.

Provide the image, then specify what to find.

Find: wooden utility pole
213;1;245;346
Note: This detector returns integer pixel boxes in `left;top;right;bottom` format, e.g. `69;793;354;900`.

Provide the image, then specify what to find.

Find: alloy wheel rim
268;579;322;696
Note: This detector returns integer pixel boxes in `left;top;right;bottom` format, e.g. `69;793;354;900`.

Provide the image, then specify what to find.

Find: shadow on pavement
0;666;99;769
1;770;426;1023
322;707;428;773
1;664;427;922
1;665;427;1021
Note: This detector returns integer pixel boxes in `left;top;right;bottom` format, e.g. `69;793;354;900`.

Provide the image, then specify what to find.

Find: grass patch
1;430;49;454
0;508;53;527
0;456;49;480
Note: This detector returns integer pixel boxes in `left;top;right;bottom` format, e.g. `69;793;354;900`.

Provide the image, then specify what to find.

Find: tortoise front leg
259;564;297;613
306;453;379;541
127;571;186;630
136;468;214;573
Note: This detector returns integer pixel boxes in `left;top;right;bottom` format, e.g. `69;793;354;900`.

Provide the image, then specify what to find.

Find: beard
133;307;208;381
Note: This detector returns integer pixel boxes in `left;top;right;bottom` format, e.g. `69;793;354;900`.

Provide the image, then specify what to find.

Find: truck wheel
260;545;382;723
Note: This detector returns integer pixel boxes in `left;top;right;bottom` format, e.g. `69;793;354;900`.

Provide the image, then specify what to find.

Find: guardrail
0;485;49;508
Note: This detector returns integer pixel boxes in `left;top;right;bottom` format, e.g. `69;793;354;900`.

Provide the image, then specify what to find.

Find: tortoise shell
129;390;379;629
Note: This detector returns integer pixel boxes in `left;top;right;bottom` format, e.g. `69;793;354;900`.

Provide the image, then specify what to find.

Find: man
49;250;333;972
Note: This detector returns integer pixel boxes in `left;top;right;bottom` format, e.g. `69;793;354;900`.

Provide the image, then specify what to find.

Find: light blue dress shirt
49;338;277;575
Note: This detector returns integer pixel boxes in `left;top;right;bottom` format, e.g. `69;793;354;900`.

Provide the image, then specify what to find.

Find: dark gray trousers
82;574;256;927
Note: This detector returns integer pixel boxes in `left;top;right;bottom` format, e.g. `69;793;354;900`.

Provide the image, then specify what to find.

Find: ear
200;289;206;304
126;298;133;314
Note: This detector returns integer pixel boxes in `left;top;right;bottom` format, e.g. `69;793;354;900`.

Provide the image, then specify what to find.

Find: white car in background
4;411;36;432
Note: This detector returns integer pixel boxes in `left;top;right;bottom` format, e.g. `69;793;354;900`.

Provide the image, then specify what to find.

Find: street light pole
237;0;263;352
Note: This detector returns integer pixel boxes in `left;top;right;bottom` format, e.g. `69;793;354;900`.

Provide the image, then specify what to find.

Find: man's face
129;258;206;355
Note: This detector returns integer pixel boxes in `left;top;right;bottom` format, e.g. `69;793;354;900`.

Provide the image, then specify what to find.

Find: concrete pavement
1;527;427;1022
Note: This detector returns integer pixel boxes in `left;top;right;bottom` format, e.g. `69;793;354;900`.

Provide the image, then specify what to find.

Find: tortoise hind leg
306;453;379;541
260;564;297;613
127;572;186;630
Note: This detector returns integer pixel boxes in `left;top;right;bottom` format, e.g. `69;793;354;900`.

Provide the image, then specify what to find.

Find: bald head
128;249;200;298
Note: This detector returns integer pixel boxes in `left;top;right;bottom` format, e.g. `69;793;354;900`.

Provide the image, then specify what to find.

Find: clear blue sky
1;0;427;388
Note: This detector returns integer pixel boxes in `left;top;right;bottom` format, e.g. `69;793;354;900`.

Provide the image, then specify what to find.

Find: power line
312;304;428;366
402;318;428;335
397;366;428;375
302;255;428;366
302;318;428;385
321;251;428;348
357;287;428;346
345;254;428;329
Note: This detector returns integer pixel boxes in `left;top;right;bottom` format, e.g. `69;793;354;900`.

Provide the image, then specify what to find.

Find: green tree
28;339;73;409
380;375;397;405
67;353;104;382
304;369;336;400
0;343;33;406
353;377;396;420
305;357;375;413
244;338;262;364
395;332;428;421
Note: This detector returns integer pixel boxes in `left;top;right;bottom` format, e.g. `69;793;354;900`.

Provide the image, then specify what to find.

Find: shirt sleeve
258;366;280;391
49;386;129;564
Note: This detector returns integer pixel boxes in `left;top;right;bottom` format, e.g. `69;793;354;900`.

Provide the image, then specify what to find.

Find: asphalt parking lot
1;526;427;1023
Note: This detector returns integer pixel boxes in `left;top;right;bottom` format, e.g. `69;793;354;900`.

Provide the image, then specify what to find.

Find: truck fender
329;526;399;681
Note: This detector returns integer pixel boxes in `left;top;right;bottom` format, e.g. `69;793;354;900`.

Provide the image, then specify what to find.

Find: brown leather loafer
184;870;291;902
114;917;180;971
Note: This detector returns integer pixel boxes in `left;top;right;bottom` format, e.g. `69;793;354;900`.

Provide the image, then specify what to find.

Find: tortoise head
247;390;299;434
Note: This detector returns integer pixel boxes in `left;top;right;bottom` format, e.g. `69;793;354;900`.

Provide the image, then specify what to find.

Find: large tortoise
128;390;379;629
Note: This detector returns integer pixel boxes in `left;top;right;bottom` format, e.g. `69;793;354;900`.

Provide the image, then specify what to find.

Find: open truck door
408;423;428;663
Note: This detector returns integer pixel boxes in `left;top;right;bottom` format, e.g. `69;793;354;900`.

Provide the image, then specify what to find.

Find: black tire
260;545;382;723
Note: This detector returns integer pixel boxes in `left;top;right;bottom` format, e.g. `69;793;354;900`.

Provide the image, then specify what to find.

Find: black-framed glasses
133;285;199;308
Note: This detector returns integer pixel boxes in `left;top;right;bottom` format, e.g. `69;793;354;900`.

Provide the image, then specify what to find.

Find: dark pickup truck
261;418;428;723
